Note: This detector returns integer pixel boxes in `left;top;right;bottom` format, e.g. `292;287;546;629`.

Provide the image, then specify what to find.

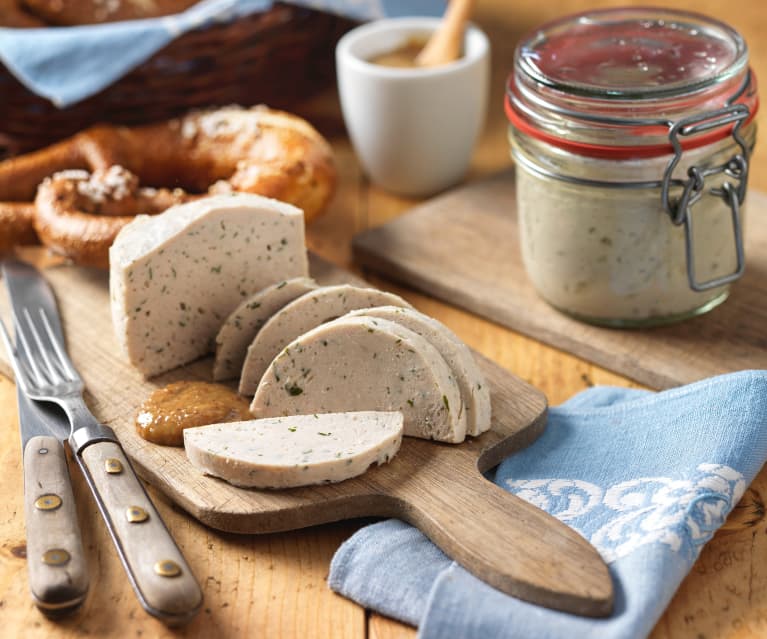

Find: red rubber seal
505;92;759;160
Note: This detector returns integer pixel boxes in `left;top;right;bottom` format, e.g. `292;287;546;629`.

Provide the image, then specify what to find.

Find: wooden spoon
416;0;476;67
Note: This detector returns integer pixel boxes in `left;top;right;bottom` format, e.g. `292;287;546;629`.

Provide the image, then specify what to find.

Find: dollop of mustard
136;381;251;446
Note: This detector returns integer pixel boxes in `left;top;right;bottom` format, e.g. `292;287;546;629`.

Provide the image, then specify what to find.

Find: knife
17;387;89;615
6;263;89;615
3;260;203;625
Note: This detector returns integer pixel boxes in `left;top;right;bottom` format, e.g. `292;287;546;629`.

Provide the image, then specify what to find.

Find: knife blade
16;386;89;615
3;259;203;625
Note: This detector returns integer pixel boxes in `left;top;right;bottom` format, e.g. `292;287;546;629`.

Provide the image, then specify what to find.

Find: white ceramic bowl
336;17;490;197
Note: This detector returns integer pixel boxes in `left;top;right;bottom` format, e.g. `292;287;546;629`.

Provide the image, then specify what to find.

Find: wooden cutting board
353;171;767;390
0;255;613;618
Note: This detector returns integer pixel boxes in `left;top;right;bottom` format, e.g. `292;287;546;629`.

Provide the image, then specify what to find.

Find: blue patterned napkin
0;0;444;107
329;370;767;639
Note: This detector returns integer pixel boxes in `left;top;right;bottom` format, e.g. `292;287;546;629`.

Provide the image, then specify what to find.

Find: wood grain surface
354;174;767;390
2;0;767;637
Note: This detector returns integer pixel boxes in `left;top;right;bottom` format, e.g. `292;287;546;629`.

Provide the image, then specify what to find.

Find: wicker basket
0;3;356;156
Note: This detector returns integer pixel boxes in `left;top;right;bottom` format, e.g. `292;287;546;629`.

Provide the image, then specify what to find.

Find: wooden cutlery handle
23;435;88;614
77;440;203;625
396;465;614;617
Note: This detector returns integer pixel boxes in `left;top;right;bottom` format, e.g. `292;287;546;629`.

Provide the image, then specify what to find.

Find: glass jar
506;7;758;326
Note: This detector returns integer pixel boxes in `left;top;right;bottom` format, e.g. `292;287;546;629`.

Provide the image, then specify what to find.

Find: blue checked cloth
0;0;444;107
329;370;767;639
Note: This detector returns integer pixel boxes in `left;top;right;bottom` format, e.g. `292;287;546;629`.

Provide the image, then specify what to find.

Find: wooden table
2;1;766;637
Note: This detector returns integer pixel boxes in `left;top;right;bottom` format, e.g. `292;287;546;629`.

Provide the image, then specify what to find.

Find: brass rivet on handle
42;549;71;566
34;494;62;511
105;458;123;474
154;559;182;578
126;506;149;523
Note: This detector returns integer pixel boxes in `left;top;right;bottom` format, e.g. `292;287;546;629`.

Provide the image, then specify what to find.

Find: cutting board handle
392;462;614;617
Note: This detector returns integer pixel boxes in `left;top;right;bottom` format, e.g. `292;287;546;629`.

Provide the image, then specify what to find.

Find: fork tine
38;307;78;381
13;309;50;388
0;317;30;392
21;307;64;386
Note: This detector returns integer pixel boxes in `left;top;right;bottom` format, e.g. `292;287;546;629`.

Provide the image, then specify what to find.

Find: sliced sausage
251;315;467;443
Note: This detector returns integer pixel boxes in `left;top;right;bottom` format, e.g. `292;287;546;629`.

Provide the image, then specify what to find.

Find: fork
1;307;203;625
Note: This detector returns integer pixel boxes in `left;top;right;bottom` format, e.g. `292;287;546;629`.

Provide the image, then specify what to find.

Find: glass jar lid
518;7;746;98
506;8;758;157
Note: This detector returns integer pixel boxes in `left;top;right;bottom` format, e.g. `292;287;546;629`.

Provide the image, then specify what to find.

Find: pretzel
0;105;337;266
0;0;45;26
35;167;188;268
20;0;197;25
0;203;38;252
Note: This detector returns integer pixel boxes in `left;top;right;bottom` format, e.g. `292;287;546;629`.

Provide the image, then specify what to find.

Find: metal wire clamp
661;103;751;291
